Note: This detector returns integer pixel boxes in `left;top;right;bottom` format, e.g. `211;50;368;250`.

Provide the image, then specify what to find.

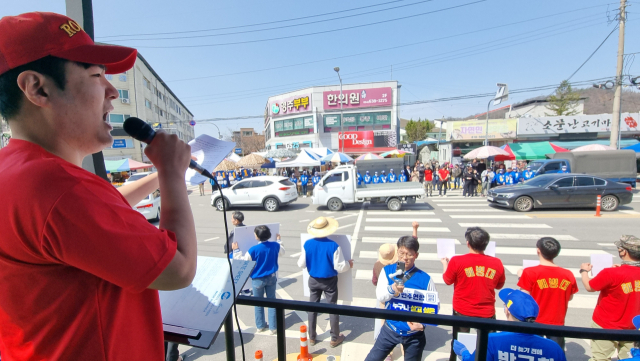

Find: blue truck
528;150;638;187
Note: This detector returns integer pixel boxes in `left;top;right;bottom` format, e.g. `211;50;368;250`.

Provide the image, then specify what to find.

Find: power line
566;24;619;81
129;0;487;48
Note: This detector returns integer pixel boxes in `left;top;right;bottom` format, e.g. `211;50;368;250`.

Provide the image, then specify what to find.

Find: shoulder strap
402;267;419;283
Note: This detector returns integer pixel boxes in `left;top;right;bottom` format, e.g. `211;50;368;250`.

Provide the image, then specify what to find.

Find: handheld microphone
123;117;214;180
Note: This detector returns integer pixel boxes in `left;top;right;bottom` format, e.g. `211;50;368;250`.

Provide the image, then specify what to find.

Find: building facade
104;53;195;162
264;81;400;154
232;128;265;156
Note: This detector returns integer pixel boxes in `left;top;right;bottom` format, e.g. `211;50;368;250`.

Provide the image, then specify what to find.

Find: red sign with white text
338;130;397;153
339;131;374;149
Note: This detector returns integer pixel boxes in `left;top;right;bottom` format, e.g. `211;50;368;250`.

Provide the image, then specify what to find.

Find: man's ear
16;71;52;109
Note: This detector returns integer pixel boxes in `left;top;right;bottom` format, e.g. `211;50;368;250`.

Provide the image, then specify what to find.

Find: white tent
276;149;325;168
308;147;333;158
227;153;241;162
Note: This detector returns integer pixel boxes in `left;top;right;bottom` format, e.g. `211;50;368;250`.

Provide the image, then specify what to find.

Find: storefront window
274;117;314;137
323;111;391;133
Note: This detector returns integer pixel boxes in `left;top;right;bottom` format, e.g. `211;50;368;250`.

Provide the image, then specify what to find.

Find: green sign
343;114;357;125
274;120;283;132
324;115;340;127
374;112;391;125
323;111;391;127
304;117;314;127
278;128;310;137
283;119;294;130
358;113;374;125
294;118;304;130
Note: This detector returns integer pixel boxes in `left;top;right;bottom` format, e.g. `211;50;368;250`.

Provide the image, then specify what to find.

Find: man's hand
412;221;419;229
440;258;449;266
581;263;593;272
407;322;424;332
276;234;281;241
349;260;354;268
232;242;239;250
392;282;404;296
144;131;192;174
517;268;524;277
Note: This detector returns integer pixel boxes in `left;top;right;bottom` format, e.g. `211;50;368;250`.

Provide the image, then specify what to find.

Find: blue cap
633;315;640;330
366;171;370;174
499;288;539;322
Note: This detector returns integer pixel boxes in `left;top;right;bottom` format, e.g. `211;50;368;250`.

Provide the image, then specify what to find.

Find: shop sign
112;139;127;148
398;143;417;154
235;148;242;154
323;87;392;110
324;114;341;127
447;119;517;141
517;113;640;135
277;128;310;137
323;111;392;128
303;117;314;127
270;94;311;117
283;119;294;131
338;130;397;149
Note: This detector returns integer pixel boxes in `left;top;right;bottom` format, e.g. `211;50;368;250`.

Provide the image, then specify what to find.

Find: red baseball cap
0;12;137;76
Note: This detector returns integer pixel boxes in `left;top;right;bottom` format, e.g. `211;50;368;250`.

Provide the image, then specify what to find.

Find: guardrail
229;296;638;361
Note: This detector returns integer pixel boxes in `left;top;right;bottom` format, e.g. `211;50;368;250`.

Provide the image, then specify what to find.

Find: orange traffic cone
255;350;263;361
595;195;601;217
297;325;313;361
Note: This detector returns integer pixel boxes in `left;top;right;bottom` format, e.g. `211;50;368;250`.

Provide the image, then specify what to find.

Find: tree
545;80;581;116
405;118;434;142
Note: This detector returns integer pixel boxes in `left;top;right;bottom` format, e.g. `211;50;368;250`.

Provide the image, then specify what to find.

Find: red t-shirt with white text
0;140;177;360
438;169;450;181
517;265;578;325
443;253;506;317
589;265;640;329
424;169;433;181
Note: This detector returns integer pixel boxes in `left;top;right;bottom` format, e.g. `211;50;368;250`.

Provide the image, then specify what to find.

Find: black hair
397;236;419;253
0;56;93;120
465;227;490;251
232;211;244;223
627;248;640;261
536;237;561;260
254;225;272;242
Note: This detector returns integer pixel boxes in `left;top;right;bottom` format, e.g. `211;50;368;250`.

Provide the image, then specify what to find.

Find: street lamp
334;67;343;153
209;122;222;139
484;83;508;146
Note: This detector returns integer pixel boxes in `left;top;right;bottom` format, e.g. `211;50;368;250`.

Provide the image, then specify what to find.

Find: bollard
595;195;601;217
297;325;313;361
255;350;263;361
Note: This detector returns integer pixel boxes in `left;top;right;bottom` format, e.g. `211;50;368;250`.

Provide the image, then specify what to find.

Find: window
343;172;350;181
145;99;152;109
233;181;250;190
544;162;561;171
117;89;129;100
324;173;343;185
118;74;127;82
279;179;294;186
575;177;595;187
551;177;574;188
243;131;253;137
108;113;130;126
594;178;607;186
250;180;267;188
105;74;113;80
159;109;165;117
143;77;150;90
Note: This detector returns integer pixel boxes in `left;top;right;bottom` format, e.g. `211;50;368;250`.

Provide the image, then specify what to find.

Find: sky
2;0;638;138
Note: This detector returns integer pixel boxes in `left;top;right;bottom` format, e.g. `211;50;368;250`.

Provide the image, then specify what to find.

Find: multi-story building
104;52;195;162
232;128;265;156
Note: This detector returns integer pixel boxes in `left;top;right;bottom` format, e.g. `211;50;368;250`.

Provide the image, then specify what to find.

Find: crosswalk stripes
366;211;436;215
362;237;461;245
449;215;530;219
365;226;451;233
358;247;608;260
442;208;507;212
458;222;551;228
365;218;442;223
490;233;578;240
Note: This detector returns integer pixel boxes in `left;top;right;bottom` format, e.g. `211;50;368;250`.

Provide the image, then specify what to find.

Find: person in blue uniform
523;166;534;181
559;165;569;174
505;169;514;185
511;168;521;183
373;172;381;184
380;170;388;183
364;171;372;184
289;173;298;195
364;223;440;361
312;172;321;187
388;169;397;183
399;171;407;182
357;171;363;186
300;171;309;198
496;169;507;186
453;289;566;361
627;315;640;359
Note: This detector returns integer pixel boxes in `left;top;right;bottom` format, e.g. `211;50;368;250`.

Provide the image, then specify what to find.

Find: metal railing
229;296;638;361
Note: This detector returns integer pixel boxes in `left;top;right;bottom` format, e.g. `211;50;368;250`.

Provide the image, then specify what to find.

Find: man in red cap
0;12;197;361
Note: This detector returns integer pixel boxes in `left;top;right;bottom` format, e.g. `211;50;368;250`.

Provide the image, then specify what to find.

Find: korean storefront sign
323;87;392;110
274;116;314;134
323;111;392;128
517;113;640;135
270;94;311;118
278;129;311;137
338;130;397;150
447;119;517;141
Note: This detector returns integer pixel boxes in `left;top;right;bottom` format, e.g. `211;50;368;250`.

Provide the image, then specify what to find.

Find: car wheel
327;197;343;211
214;198;228;211
601;195;619;211
264;197;280;212
514;196;534;212
387;198;402;211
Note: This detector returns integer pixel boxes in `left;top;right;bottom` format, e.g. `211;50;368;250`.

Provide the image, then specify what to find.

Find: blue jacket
380;174;388;183
312;176;321;186
511;171;521;183
364;175;372;184
303;238;340;278
388;173;397;183
496;174;506;184
399;174;407;182
373;176;380;184
523;170;534;180
461;332;566;361
290;176;298;184
300;175;309;185
357;173;363;185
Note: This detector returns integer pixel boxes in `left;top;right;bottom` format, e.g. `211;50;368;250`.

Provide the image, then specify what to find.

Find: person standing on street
399;171;407;182
438;165;450;197
423;166;434;197
523;166;535;181
452;164;462;190
417;161;426;183
411;168;420;182
297;217;353;348
505;168;514;185
0;12;197;361
496;169;507;186
481;167;495;197
472;168;481;196
312;172;321;187
300;171;309;197
198;180;205;196
516;237;579;349
441;227;506;361
579;235;640;361
462;164;475;197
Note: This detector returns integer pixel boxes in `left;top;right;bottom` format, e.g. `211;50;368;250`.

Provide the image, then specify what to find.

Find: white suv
211;176;298;212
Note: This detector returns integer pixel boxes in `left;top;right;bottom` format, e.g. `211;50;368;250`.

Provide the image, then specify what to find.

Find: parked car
126;171;153;183
135;189;161;221
211;176;298;212
487;173;633;212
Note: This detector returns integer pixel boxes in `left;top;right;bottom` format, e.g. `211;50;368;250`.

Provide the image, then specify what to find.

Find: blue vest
304;238;339;279
380;174;388;183
463;332;567;361
236;171;243;181
497;174;506;184
383;264;439;336
523;171;534;180
364;175;372;184
357;173;363;185
290;176;297;184
399;174;407;182
373;176;380;184
248;242;280;279
312;176;320;186
512;171;521;182
300;175;309;184
388;173;397;182
506;175;514;185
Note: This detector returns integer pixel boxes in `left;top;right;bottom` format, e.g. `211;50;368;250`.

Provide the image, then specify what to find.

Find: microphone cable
210;173;247;361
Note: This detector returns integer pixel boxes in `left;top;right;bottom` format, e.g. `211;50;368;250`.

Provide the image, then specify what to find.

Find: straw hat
378;244;398;265
307;217;339;238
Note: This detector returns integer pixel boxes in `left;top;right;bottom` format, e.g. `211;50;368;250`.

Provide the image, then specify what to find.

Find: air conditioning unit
121;98;130;104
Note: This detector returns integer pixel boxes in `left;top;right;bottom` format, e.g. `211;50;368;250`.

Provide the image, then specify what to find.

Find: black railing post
224;311;235;361
475;328;489;361
276;307;287;361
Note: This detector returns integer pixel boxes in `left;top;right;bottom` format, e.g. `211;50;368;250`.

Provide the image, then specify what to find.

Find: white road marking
491;233;578;240
290;252;301;258
337;223;356;230
597;243;616;247
365;226;451;233
299;219;310;222
362;237;460;245
351;202;366;257
365;218;442;223
458;223;551;228
359;251;440;260
430;199;488;203
442;208;506;212
496;246;609;257
621;210;640;214
450;215;530;219
334;214;359;220
278;271;303;281
366;211;436;215
431;204;489;207
203;237;220;242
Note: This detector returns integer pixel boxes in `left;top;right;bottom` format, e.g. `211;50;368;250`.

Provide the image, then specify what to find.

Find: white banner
517;113;640;135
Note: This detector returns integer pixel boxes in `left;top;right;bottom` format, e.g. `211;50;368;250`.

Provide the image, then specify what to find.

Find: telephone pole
610;0;626;149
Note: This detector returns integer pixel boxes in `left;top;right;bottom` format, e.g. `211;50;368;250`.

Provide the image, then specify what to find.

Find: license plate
487;196;494;201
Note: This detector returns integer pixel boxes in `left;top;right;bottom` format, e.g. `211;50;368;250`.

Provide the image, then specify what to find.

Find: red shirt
443;253;505;317
0;140;177;360
438;169;450;181
589;265;640;329
424;169;433;181
517;265;578;325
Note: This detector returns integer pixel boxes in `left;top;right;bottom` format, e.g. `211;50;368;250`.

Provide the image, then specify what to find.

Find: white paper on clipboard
457;332;477;361
485;241;496;257
437;239;456;260
591;254;613;277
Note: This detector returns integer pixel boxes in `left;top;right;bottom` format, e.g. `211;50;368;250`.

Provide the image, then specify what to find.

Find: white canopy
307;147;334;158
227;153;241;162
276;149;325;168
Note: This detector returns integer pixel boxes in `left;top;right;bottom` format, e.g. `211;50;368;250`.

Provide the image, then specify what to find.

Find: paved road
172;186;640;361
